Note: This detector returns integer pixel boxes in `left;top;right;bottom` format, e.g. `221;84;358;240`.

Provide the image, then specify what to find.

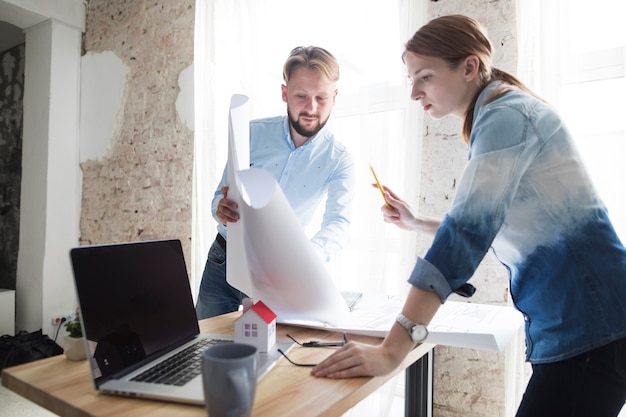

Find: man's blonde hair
283;46;340;84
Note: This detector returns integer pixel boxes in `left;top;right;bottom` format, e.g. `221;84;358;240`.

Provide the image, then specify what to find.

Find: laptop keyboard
131;338;233;386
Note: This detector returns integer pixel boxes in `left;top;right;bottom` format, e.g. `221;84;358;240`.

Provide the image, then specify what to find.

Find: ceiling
0;20;25;52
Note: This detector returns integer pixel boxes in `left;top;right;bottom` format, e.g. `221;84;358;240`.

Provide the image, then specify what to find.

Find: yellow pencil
370;165;391;208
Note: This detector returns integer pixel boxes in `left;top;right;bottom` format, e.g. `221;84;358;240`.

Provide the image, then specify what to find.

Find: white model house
234;300;277;352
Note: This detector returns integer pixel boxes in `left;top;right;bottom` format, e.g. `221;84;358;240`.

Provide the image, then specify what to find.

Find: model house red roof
251;301;277;324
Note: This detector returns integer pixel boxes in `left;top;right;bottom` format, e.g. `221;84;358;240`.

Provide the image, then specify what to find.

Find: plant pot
63;335;87;361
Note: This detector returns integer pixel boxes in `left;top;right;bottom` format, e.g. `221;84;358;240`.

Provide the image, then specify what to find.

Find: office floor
0;383;57;417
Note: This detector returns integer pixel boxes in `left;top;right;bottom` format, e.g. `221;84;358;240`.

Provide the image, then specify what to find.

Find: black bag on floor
0;329;63;371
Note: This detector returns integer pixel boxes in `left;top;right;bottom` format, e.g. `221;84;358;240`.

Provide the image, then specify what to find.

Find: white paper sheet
226;94;253;297
225;94;349;324
234;168;350;324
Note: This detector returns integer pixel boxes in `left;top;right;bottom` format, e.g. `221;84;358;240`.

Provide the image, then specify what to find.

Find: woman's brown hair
403;15;535;143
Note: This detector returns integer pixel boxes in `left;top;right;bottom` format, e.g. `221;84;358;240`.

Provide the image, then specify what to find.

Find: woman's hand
312;287;441;379
310;341;402;379
378;185;419;231
373;185;441;235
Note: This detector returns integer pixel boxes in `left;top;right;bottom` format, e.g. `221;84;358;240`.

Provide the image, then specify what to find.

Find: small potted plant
63;309;86;361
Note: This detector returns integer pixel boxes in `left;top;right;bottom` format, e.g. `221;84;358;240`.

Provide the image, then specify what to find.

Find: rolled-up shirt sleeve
408;257;454;301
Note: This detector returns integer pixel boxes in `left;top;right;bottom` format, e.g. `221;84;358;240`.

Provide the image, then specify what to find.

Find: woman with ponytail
312;15;626;417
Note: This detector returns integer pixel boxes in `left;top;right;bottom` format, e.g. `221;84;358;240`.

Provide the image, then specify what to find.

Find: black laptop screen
70;239;200;383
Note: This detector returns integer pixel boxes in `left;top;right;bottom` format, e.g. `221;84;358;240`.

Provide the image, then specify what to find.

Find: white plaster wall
18;18;83;336
41;19;82;336
79;51;129;162
176;63;194;131
16;22;49;332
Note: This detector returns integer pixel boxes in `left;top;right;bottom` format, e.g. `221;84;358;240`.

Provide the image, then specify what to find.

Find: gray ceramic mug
202;343;258;417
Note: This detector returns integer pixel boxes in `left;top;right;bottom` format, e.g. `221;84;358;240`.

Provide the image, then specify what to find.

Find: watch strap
396;313;414;332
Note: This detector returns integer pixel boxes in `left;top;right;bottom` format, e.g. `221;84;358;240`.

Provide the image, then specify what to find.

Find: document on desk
224;94;523;353
281;294;524;352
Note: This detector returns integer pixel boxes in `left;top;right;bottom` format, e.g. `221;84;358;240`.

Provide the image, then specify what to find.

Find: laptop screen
70;239;199;383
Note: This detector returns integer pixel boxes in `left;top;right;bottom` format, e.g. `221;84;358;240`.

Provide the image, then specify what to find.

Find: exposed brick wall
419;1;518;416
80;0;195;264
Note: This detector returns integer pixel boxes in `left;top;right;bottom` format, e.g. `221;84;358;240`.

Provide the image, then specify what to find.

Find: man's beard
287;109;328;138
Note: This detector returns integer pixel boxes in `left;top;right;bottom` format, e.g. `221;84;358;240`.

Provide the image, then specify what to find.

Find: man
195;46;356;319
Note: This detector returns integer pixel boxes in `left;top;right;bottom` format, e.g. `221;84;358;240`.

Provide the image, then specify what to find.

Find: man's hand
216;185;240;225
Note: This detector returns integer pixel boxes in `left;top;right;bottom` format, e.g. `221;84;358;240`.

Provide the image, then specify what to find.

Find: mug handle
228;368;251;416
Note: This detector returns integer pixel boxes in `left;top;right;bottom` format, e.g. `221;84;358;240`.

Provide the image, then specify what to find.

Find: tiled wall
0;43;24;290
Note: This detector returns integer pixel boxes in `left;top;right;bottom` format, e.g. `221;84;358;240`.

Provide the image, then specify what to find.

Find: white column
17;18;82;337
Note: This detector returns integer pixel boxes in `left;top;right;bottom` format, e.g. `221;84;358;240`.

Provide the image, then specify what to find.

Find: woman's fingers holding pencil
368;181;422;232
379;187;421;231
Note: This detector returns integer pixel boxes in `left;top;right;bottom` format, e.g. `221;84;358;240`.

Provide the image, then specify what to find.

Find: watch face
411;325;428;342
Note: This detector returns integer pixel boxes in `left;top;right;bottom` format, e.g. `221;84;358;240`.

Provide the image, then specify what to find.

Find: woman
311;15;626;417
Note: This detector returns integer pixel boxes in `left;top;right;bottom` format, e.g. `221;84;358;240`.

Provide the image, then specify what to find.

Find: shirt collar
474;81;503;115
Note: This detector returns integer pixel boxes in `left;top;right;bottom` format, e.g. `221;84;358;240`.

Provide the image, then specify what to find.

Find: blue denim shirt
213;115;356;261
409;82;626;363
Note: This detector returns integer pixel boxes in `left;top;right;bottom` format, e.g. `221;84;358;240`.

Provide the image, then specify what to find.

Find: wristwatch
396;313;429;343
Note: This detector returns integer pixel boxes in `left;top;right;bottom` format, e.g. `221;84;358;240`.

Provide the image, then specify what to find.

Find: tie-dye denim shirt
408;82;626;363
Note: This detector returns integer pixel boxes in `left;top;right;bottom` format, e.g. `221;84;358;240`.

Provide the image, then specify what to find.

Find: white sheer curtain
517;0;626;239
193;3;425;415
192;0;426;300
514;1;626;416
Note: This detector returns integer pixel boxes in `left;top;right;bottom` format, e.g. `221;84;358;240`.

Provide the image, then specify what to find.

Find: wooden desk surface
2;313;434;417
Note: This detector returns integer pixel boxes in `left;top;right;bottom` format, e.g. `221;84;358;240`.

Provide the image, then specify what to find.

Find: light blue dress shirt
408;82;626;363
212;115;356;261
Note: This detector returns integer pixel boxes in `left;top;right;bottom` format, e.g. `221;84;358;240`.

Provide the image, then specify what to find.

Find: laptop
69;239;292;406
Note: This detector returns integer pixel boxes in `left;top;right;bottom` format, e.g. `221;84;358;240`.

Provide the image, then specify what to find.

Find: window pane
559;52;626;241
565;0;626;53
560;78;625;135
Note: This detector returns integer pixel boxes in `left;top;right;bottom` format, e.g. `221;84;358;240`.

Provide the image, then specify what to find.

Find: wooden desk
2;313;434;417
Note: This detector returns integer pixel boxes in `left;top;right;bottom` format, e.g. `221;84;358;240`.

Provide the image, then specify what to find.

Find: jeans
195;238;248;320
516;337;626;417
